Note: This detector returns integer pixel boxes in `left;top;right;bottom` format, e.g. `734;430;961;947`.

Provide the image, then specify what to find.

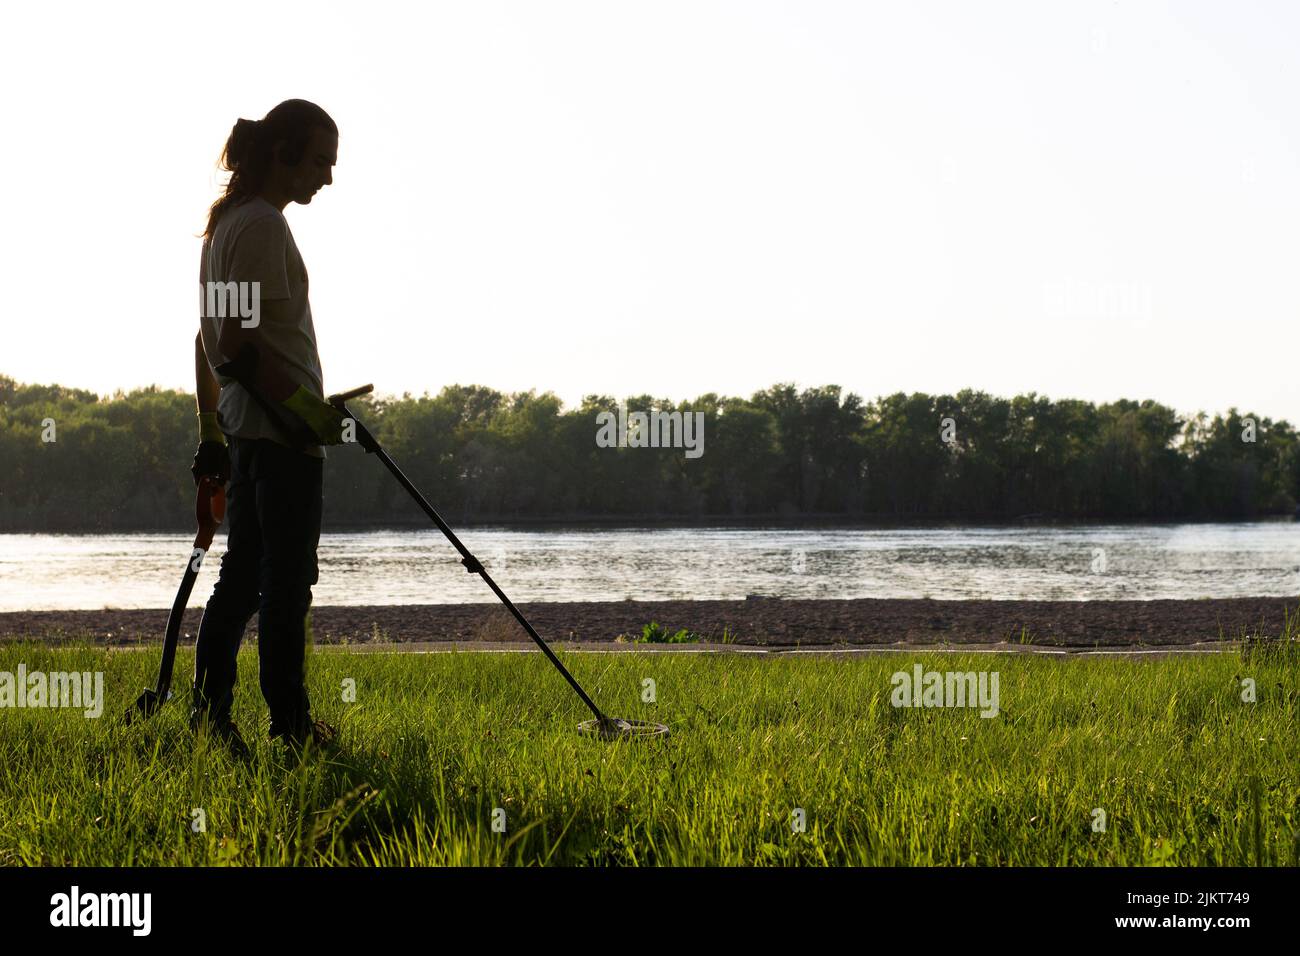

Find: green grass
626;621;701;644
0;641;1296;866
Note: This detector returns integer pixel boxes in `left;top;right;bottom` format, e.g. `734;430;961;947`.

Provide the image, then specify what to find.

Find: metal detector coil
578;717;670;741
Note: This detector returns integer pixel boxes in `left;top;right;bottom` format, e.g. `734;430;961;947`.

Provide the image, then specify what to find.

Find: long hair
203;99;337;239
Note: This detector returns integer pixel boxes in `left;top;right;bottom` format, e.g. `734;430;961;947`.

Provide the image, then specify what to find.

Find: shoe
309;718;338;747
191;714;253;762
279;718;339;759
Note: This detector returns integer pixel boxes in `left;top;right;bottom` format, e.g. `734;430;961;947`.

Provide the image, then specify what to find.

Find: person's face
275;126;337;204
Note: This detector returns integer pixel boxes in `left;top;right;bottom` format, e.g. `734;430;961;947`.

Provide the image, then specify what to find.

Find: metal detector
328;387;669;742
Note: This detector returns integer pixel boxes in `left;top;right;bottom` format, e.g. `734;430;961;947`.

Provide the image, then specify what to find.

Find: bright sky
2;0;1297;422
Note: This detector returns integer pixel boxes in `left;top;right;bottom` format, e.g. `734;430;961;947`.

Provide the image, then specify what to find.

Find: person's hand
191;440;231;485
281;385;348;445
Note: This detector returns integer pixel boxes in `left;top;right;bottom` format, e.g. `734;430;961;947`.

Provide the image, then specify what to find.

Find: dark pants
192;436;323;742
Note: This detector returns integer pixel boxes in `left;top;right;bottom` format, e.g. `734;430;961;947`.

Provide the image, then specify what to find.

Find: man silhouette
190;99;345;757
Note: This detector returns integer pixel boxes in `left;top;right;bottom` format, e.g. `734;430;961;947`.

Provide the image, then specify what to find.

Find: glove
192;412;231;484
281;385;347;445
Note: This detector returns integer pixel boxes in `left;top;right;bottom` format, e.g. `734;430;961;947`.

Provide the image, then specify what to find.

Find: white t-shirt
198;197;326;458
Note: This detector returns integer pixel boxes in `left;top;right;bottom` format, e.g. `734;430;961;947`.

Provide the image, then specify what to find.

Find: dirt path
2;596;1295;647
307;641;1240;658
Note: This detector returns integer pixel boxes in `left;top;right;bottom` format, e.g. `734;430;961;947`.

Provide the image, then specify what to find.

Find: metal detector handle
328;384;374;405
329;386;382;455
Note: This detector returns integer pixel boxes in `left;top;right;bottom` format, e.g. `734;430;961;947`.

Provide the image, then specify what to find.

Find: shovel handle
196;476;226;545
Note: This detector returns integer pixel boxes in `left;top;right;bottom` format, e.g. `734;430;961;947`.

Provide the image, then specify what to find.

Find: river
0;522;1296;611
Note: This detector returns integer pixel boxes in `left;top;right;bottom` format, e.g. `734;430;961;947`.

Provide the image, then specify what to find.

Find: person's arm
196;331;220;413
213;299;299;402
213;302;344;445
209;213;344;444
192;330;230;483
207;213;306;402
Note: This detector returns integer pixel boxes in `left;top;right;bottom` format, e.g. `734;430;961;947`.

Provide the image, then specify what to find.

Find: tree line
0;374;1296;531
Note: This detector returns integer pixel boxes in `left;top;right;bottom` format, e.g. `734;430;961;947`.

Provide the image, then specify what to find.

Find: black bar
5;866;1288;943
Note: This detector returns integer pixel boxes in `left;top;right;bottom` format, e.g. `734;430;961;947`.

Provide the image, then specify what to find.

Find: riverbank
2;596;1296;646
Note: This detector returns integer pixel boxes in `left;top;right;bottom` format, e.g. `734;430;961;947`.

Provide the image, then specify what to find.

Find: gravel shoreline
1;597;1296;647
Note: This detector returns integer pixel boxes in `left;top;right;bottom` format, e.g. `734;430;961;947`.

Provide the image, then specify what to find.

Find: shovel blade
125;687;171;724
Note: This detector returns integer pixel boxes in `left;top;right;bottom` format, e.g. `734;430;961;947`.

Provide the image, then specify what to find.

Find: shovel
125;475;226;722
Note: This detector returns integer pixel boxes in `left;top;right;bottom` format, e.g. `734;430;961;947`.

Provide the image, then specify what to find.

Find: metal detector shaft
333;398;609;724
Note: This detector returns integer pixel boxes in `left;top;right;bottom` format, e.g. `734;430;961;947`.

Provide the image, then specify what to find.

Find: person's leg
191;437;262;728
249;438;323;745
